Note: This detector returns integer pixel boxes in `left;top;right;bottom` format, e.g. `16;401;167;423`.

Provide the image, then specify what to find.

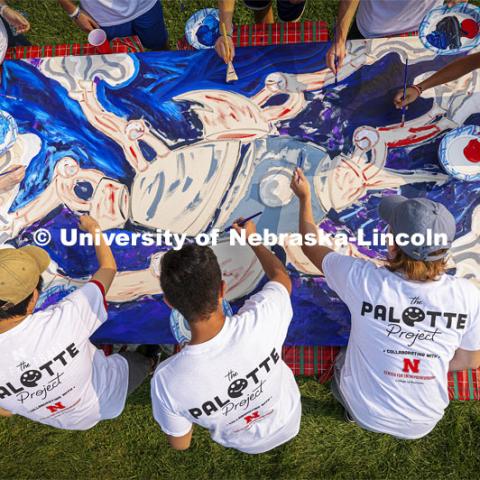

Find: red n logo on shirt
244;411;260;424
46;402;66;413
402;358;420;373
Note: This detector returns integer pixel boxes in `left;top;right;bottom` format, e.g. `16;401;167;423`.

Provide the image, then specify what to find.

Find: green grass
2;1;480;478
1;378;480;479
8;0;339;47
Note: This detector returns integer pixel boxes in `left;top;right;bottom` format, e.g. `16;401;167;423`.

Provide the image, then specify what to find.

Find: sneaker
277;0;306;22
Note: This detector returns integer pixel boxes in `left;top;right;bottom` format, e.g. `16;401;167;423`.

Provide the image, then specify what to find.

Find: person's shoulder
239;281;291;313
152;352;184;383
447;276;480;301
323;251;375;275
261;280;290;298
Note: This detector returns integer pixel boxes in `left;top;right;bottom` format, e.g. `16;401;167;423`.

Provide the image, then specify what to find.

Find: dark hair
160;244;222;322
0;277;44;320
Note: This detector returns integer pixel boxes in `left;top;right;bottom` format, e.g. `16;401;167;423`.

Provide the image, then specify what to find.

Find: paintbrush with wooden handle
220;22;238;83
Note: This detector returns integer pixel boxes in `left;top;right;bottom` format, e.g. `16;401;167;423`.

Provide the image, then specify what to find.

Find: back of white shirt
356;0;443;38
0;283;128;430
323;253;480;439
80;0;157;26
151;282;301;454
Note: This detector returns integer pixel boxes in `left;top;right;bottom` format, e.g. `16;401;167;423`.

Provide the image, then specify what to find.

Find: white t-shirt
0;282;129;431
323;252;480;440
151;282;301;454
356;0;443;38
80;0;158;27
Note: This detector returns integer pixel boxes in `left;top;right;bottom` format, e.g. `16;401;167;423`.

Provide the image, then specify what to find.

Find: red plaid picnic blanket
177;20;328;50
5;35;144;59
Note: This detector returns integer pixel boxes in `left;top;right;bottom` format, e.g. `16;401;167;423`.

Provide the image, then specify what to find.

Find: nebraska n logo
244;411;260;424
46;402;66;413
402;358;420;373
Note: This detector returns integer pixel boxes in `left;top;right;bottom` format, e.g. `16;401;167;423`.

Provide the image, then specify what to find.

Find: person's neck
0;314;28;334
189;306;226;346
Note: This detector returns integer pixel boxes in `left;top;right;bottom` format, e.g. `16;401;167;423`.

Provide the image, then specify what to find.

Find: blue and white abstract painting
0;37;478;345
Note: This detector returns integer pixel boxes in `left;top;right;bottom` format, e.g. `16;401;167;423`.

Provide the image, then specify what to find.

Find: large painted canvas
0;37;478;345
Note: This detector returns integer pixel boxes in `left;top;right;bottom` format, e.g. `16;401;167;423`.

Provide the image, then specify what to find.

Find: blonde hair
386;249;448;282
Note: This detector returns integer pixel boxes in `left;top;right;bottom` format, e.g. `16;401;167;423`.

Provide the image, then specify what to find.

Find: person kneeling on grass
291;168;480;440
0;215;157;429
151;219;301;453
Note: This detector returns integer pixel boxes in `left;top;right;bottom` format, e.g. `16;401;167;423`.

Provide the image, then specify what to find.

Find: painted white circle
56;157;79;178
353;127;379;151
259;168;294;207
125;121;145;140
265;73;287;93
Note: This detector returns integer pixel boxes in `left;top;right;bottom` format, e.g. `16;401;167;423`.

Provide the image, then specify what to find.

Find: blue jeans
102;1;168;50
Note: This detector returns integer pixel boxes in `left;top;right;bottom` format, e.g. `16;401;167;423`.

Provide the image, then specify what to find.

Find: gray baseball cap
379;195;456;261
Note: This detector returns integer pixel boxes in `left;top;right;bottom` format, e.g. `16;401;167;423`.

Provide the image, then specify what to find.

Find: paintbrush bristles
226;62;238;82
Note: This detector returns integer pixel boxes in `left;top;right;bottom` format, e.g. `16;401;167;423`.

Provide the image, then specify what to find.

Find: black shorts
244;0;307;22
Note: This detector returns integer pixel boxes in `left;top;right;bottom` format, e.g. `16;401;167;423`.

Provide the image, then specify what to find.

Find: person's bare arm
0;407;13;417
326;0;360;73
166;428;193;451
290;168;333;274
78;215;117;293
58;0;99;33
233;219;292;294
394;52;480;108
216;0;236;63
449;348;480;372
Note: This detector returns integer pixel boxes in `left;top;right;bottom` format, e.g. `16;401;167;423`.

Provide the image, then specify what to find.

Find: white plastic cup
88;29;111;54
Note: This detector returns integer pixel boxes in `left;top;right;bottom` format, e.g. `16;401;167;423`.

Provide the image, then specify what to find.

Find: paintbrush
296;151;304;181
333;19;338;85
224;211;263;232
220;22;238;83
401;57;408;127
